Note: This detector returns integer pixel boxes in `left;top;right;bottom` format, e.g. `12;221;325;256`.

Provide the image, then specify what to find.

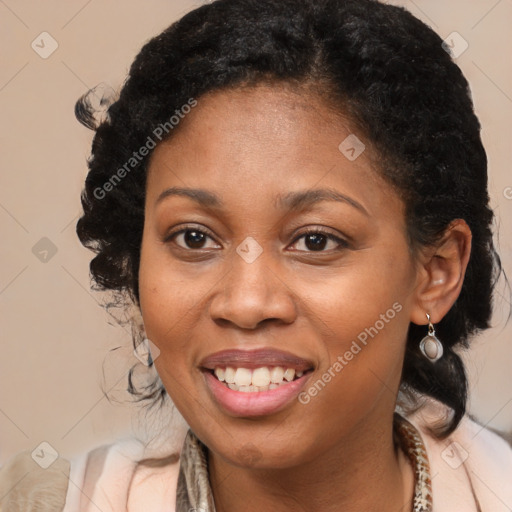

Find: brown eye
165;226;219;250
182;229;208;249
291;229;348;253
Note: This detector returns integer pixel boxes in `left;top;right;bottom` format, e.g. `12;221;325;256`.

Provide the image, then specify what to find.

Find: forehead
147;84;360;169
145;85;402;222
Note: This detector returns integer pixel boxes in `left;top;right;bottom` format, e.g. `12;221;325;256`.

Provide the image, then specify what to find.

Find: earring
419;313;443;362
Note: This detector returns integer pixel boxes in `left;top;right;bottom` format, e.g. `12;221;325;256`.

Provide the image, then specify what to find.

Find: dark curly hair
76;0;505;438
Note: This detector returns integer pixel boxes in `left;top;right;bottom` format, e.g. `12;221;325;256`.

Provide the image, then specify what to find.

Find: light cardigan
1;400;511;511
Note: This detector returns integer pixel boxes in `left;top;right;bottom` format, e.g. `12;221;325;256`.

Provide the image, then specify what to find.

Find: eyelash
164;225;348;253
297;228;349;251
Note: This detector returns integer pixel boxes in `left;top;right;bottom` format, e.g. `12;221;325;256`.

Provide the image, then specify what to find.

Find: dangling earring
419;313;443;362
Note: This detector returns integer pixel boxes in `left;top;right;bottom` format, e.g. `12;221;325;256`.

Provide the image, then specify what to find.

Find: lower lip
203;371;310;417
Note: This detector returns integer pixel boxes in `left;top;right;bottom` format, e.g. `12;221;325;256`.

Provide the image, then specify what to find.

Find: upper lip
200;348;314;372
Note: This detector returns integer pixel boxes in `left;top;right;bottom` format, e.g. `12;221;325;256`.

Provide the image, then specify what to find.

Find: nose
209;243;297;330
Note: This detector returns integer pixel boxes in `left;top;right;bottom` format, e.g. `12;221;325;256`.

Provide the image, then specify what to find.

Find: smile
200;348;314;416
211;365;305;392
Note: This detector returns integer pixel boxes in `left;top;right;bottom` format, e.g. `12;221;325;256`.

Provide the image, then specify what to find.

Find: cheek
138;281;201;367
138;227;208;333
300;241;412;348
291;287;409;449
138;236;225;406
138;259;204;421
138;240;192;362
295;243;413;405
299;277;408;391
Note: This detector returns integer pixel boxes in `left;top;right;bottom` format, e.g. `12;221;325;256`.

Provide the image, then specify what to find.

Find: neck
208;413;415;512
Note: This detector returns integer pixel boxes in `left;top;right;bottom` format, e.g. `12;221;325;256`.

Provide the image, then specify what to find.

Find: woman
1;0;511;510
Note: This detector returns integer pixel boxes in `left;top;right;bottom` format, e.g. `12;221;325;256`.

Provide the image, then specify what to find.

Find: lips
200;348;314;372
199;348;315;417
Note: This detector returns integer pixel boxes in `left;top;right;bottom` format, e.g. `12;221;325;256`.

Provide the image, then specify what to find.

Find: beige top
1;400;511;511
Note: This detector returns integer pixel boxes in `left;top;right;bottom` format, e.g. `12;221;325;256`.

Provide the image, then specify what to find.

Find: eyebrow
155;186;368;216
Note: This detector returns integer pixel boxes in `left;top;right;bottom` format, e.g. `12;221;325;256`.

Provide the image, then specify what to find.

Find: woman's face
139;85;421;468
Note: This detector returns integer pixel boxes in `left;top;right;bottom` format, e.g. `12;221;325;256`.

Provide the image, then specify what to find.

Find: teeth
239;385;257;392
252;367;271;387
224;367;236;384
283;368;295;381
212;365;306;391
270;366;285;383
234;368;252;387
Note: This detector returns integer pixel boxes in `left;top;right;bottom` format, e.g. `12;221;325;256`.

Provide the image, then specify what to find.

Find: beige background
0;0;511;465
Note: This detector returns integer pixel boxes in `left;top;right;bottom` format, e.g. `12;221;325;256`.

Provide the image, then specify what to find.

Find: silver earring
419;313;443;362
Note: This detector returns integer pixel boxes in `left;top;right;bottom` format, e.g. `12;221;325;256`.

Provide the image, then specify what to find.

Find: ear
410;219;472;326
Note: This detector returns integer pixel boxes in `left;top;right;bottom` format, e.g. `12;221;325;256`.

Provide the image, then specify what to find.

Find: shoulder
0;438;181;512
406;399;512;512
65;437;181;512
0;448;70;511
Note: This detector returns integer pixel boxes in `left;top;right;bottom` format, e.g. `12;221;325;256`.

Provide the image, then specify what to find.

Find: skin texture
138;85;472;512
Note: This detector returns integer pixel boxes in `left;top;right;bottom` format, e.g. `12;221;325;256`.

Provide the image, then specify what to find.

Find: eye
290;228;348;252
164;225;348;253
164;225;220;250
